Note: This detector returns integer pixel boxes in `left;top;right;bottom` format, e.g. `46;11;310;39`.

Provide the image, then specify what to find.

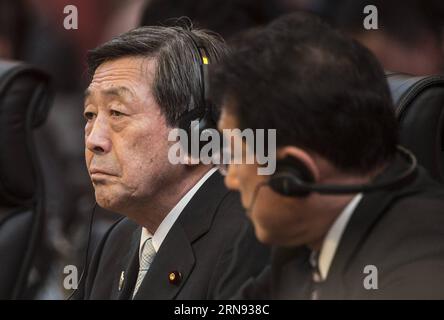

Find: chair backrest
386;72;444;183
0;60;52;299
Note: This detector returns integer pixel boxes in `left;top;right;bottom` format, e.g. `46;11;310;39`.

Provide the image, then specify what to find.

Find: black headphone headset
176;30;216;152
246;145;418;213
261;145;418;198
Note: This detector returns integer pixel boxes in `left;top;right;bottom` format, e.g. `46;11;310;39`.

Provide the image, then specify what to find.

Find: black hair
87;24;228;126
211;12;399;174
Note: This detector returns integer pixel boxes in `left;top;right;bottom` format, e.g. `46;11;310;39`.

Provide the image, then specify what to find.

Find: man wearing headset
76;25;269;299
211;13;444;299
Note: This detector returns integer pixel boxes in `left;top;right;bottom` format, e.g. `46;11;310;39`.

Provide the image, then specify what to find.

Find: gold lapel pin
118;271;125;291
168;271;182;285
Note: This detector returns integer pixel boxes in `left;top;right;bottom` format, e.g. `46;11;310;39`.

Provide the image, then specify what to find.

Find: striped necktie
132;237;156;298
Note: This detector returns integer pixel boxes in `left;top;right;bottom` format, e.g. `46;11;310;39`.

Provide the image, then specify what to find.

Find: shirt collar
317;193;363;281
139;168;218;256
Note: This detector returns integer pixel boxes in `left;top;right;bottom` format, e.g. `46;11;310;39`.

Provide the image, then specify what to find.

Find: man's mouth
89;168;116;176
89;169;118;183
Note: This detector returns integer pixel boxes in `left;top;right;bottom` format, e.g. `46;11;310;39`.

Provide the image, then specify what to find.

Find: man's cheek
94;184;127;209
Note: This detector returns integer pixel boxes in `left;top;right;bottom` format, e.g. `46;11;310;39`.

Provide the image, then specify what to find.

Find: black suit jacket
75;172;269;300
235;157;444;299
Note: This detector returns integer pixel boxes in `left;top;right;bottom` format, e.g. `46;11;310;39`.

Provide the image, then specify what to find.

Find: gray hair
87;25;228;126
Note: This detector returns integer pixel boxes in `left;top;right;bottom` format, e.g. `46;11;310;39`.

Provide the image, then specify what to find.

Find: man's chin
94;190;129;213
252;223;275;245
95;198;120;212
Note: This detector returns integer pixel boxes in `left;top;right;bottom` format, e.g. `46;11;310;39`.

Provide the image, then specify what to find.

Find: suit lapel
133;172;229;299
114;226;141;300
133;224;195;299
320;190;395;299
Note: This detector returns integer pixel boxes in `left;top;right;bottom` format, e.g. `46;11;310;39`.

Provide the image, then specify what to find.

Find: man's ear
276;146;321;182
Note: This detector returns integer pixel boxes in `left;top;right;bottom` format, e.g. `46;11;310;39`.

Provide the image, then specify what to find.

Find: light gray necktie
132;237;156;298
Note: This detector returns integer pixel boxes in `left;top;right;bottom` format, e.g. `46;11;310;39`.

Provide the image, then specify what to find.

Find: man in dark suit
81;172;267;299
211;12;444;299
75;25;269;299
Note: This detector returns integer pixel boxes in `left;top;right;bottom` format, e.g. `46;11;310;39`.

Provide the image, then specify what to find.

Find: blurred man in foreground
212;13;444;299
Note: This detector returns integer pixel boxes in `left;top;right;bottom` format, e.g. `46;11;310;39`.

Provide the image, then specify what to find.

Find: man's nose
85;117;112;154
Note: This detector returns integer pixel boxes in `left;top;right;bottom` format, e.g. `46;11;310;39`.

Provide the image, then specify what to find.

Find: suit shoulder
362;186;444;263
214;190;246;220
385;186;444;224
211;190;252;238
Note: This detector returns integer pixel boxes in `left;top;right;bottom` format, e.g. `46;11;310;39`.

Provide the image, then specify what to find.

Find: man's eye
84;112;95;120
110;110;124;117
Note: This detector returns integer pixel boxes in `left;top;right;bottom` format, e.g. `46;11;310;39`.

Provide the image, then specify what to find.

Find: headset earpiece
268;146;417;197
176;30;216;155
178;107;215;152
268;156;315;197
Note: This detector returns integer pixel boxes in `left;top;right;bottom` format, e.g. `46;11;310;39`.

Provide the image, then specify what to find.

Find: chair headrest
0;60;52;206
386;71;444;182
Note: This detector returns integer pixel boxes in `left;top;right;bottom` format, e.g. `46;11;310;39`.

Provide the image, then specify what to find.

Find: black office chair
0;60;52;299
386;72;444;183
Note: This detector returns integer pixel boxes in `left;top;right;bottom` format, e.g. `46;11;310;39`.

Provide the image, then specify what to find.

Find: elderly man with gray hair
75;25;268;300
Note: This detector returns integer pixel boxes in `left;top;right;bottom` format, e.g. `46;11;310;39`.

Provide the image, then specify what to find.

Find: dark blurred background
0;0;443;299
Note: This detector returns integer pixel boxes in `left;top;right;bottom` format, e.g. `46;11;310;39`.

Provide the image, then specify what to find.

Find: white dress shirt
317;193;363;281
139;168;218;258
